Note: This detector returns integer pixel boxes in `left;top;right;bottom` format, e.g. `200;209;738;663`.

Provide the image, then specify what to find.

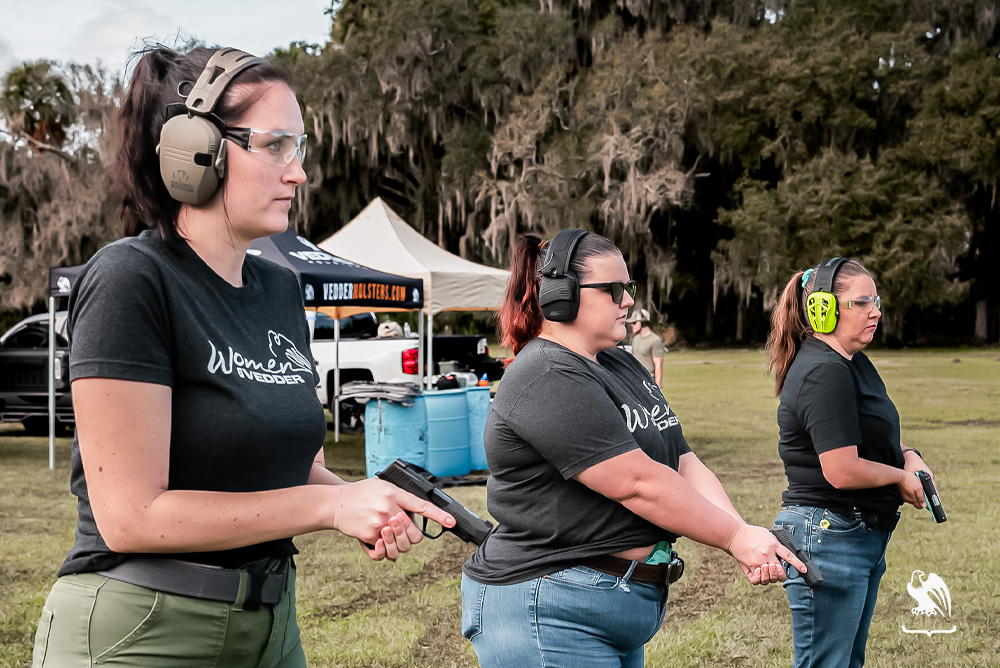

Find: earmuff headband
539;229;588;279
185;48;267;115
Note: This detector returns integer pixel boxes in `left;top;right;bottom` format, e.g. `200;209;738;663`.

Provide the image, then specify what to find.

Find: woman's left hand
358;511;424;561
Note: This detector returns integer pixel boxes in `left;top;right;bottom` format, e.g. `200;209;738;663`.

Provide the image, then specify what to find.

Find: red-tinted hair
499;231;621;356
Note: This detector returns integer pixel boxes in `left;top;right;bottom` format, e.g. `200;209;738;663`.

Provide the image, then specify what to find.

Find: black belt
579;554;684;587
99;557;288;609
826;505;900;532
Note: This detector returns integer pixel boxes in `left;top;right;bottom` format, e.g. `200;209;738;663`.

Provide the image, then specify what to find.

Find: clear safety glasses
224;127;307;166
844;295;881;312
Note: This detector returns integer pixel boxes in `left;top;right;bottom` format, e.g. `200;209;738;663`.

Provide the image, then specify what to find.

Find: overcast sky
0;0;334;79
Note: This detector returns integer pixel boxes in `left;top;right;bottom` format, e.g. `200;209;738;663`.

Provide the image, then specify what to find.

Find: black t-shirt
59;231;327;576
463;338;692;585
778;337;903;514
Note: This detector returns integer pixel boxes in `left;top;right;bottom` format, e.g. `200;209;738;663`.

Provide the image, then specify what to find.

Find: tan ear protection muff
156;48;266;205
805;257;848;334
538;228;589;322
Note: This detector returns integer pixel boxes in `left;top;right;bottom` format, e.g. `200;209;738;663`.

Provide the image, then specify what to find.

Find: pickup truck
310;312;504;423
0;312;73;434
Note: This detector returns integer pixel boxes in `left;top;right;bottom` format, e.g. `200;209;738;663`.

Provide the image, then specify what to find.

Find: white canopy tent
318;198;509;387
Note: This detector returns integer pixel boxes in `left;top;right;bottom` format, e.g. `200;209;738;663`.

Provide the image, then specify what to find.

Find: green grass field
1;348;997;667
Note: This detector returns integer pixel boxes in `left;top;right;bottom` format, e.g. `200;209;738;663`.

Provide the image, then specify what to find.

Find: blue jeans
774;505;892;668
461;565;668;668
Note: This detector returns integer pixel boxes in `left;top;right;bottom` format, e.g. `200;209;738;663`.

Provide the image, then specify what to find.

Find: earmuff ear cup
537;228;589;322
806;291;838;333
539;274;580;322
804;257;847;334
157;114;224;205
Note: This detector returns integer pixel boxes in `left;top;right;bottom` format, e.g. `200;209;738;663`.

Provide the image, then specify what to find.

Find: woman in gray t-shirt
31;45;453;668
461;229;804;667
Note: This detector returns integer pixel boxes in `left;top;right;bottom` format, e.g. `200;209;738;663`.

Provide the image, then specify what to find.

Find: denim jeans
773;505;892;668
461;564;668;668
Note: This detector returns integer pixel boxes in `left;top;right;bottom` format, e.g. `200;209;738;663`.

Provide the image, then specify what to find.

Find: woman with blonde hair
768;257;936;668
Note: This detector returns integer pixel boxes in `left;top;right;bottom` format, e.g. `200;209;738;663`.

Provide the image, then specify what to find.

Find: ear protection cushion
156;48;265;206
806;257;847;333
157;114;224;205
538;229;588;322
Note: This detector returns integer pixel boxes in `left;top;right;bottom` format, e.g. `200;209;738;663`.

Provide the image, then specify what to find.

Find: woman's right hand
727;524;807;585
328;478;456;560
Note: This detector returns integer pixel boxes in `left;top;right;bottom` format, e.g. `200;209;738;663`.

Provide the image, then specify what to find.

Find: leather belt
825;505;900;532
99;557;287;609
579;554;684;587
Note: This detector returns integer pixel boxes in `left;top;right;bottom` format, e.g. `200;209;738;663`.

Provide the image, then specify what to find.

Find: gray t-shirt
463;338;692;585
631;331;664;376
59;230;327;576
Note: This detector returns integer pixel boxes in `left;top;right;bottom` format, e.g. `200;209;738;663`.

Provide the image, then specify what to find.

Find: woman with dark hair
461;230;804;667
30;46;453;668
767;258;935;668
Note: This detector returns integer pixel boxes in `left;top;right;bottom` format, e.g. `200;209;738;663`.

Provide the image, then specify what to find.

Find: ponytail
766;258;874;395
112;46;289;243
766;270;811;396
499;234;546;356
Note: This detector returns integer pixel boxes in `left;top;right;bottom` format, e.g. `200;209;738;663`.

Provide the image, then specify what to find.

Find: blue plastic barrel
466;386;491;471
423;388;471;477
364;397;427;478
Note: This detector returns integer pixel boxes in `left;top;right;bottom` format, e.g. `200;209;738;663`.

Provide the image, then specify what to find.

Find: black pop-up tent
248;227;423;313
43;264;86;469
249;228;424;439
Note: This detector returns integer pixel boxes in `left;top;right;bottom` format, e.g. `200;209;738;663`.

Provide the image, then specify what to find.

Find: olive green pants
32;565;306;667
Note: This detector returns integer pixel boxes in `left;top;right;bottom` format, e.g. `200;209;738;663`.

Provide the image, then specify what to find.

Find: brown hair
766;258;873;396
499;231;621;356
113;46;291;243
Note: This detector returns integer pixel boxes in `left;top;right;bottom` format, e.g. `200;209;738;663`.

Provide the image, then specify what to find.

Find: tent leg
418;315;425;389
48;296;55;470
334;319;340;443
426;313;434;389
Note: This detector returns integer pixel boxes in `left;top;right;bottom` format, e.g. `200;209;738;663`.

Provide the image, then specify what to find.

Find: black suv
0;312;73;434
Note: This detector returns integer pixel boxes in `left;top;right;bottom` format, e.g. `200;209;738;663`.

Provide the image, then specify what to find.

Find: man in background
627;308;665;387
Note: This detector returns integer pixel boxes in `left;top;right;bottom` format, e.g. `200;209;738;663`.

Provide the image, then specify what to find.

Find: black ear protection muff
805;257;848;334
538;228;589;322
156;48;266;205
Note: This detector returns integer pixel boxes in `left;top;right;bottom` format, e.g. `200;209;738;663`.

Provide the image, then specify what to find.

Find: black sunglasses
579;280;638;305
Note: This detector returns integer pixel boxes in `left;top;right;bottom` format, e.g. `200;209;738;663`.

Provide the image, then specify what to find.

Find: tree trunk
736;299;745;342
973;299;987;343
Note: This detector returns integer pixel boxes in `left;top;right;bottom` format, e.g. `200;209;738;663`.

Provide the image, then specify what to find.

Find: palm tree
2;60;74;149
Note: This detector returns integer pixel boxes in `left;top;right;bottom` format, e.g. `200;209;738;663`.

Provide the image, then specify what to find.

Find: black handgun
377;459;494;545
916;470;947;523
771;526;824;586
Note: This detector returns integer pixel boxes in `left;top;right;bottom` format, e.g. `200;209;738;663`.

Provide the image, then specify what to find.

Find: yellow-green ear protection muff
805;257;848;334
538;228;589;322
156;48;266;205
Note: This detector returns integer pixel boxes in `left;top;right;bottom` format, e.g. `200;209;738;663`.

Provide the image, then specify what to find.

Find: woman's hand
896;468;926;509
329;478;455;559
727;524;806;586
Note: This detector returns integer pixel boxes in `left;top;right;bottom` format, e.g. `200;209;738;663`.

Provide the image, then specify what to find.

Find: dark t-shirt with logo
463;338;692;585
778;337;903;514
59;230;327;576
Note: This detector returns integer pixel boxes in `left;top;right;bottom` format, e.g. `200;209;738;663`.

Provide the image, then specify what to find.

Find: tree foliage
3;0;999;343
